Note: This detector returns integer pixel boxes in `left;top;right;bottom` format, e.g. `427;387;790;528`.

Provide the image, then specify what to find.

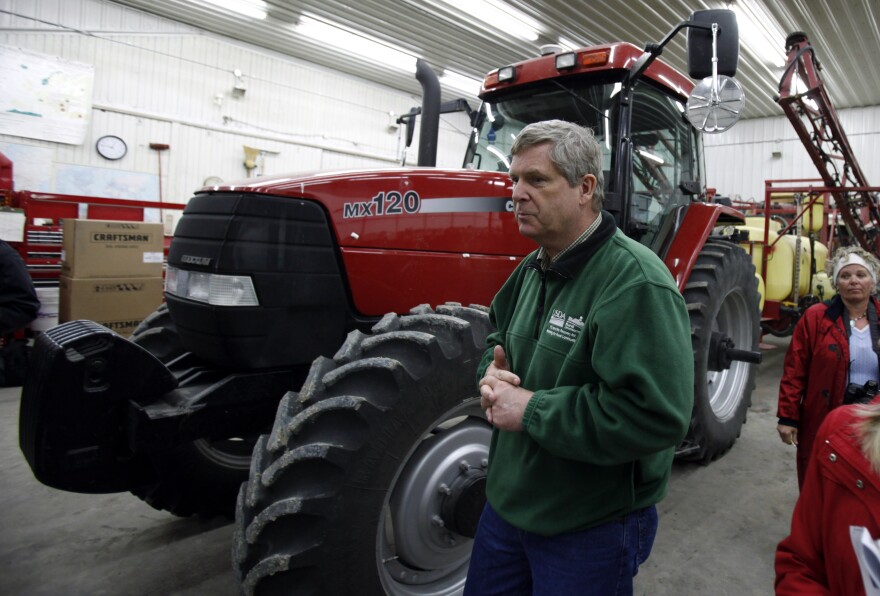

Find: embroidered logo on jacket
546;310;584;343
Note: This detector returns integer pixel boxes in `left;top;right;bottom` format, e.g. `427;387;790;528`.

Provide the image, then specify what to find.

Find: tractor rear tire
233;303;493;596
681;240;761;463
129;305;257;518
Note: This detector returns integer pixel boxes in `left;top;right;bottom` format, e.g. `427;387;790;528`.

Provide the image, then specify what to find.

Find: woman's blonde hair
857;402;880;474
826;245;880;291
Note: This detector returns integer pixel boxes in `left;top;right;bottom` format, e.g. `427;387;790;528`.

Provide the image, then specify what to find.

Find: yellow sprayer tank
798;196;824;234
755;273;766;311
737;224;778;280
765;235;828;301
744;216;782;232
812;271;836;300
735;218;830;304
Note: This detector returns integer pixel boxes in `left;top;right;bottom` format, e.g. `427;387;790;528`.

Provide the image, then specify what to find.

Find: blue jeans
463;503;658;596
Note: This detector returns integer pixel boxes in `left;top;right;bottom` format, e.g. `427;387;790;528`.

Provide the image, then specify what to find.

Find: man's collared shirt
537;211;603;271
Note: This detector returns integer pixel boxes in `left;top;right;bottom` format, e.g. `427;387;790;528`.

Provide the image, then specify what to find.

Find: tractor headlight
165;265;259;306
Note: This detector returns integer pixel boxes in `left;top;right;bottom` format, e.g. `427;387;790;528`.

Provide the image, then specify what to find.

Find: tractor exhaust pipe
416;58;440;167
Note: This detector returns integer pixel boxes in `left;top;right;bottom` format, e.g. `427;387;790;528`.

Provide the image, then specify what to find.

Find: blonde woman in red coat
777;246;880;487
775;396;880;594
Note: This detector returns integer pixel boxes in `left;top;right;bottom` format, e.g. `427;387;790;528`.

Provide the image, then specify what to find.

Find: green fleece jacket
479;212;694;536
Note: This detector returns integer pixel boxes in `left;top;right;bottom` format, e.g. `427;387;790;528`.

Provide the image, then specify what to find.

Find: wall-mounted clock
95;135;127;160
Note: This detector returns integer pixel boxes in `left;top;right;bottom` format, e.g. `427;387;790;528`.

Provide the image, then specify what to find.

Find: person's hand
479;376;531;431
483;346;519;385
777;424;798;446
479;346;527;429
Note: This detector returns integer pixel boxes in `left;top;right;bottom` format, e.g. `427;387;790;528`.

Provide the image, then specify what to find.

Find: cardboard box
59;275;164;338
62;219;165;278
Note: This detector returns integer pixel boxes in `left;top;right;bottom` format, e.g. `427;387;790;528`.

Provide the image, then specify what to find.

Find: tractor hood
196;167;534;257
169;167;533;367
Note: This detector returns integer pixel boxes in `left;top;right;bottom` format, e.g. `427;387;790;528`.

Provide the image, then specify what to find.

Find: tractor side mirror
687;9;739;78
685;9;745;133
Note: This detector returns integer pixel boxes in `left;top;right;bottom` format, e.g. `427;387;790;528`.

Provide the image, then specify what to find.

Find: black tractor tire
130;304;184;362
761;316;796;338
681;240;761;463
129;304;258;518
233;303;493;596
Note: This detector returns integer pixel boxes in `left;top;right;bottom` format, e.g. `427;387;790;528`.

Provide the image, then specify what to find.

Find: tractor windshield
465;76;702;254
464;78;618;184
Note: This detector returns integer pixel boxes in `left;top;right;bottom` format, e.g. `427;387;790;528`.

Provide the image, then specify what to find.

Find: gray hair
825;245;880;291
510;120;605;211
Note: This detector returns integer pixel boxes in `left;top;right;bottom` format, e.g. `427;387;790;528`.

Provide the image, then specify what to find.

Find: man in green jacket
464;120;694;595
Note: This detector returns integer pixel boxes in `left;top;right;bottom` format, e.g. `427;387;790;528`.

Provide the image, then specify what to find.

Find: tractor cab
465;9;742;258
465;66;700;256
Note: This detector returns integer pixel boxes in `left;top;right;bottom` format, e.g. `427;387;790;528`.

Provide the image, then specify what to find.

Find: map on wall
56;164;159;202
0;45;94;145
0;142;53;192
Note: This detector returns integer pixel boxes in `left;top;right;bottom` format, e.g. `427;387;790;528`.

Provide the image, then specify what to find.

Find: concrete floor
0;335;797;595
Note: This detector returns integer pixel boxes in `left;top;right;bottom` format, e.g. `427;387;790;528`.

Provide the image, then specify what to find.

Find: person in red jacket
777;246;880;487
775;397;880;594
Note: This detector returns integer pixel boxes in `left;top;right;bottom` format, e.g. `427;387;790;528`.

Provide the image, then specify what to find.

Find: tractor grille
165;192;348;369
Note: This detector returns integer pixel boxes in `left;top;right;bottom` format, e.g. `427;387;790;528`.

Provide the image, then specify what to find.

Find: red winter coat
777;296;880;486
775;398;880;595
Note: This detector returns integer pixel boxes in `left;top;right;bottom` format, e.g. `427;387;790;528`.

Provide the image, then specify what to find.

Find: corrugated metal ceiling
107;0;880;120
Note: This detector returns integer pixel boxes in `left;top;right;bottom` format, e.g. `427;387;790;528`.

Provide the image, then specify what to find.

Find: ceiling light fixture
203;0;267;20
436;0;541;41
440;70;482;96
728;0;786;68
295;14;418;73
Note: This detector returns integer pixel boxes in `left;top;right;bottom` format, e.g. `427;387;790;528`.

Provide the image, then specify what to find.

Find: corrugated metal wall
0;0;471;205
704;105;880;202
2;0;879;209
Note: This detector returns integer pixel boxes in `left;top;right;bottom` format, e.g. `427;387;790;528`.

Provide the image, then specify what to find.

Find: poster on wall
0;45;94;145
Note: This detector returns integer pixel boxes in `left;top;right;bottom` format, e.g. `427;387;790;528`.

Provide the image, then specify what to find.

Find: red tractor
20;10;761;595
